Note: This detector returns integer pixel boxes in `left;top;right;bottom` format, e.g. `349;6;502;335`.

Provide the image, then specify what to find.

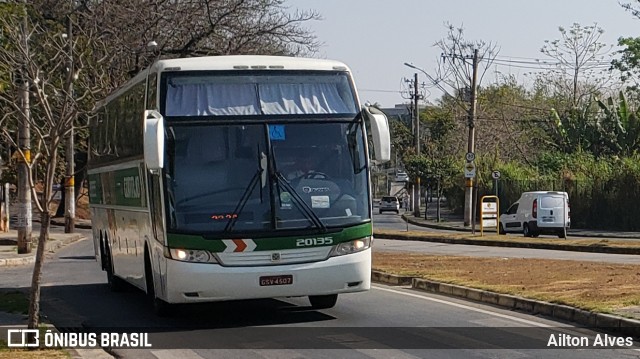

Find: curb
50;219;92;230
372;270;640;338
0;255;34;267
0;234;85;267
403;214;640;240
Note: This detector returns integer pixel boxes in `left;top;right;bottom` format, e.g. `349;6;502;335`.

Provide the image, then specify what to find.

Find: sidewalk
0;217;91;267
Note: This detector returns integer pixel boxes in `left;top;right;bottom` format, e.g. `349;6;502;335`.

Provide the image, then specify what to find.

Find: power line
359;88;404;94
491;59;612;70
493;56;611;65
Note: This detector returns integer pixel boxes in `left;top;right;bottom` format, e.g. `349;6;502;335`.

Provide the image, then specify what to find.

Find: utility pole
411;72;421;217
464;49;479;227
17;11;32;254
64;15;75;233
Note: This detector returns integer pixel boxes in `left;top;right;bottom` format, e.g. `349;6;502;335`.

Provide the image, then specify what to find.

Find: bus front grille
215;247;332;267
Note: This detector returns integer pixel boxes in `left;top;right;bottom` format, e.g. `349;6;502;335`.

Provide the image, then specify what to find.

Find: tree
538;23;613;109
0;4;88;329
615;2;640;91
33;0;321;95
433;23;499;225
388;117;413;162
0;0;321;330
596;91;640;156
525;23;615;157
476;76;545;165
433;23;499;110
611;37;640;91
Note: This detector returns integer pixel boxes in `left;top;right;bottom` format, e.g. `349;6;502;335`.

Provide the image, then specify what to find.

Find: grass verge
373;251;640;316
0;291;28;315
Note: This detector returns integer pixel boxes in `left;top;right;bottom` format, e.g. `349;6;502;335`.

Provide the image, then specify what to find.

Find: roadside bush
444;152;640;231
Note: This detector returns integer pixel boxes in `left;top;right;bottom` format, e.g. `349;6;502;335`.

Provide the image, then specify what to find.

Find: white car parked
499;191;571;238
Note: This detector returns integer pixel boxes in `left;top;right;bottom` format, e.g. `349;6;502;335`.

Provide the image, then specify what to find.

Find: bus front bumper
162;249;371;303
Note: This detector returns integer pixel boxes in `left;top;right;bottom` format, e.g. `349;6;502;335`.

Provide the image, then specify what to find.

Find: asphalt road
2;229;639;358
372;209;442;232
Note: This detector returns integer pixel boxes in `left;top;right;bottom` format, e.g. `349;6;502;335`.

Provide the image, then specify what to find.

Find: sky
287;0;640;107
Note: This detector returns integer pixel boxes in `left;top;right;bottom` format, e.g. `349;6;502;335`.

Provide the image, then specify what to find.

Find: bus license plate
260;275;293;286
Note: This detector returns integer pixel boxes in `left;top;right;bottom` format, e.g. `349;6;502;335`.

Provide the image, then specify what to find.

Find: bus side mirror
144;110;165;171
362;106;391;163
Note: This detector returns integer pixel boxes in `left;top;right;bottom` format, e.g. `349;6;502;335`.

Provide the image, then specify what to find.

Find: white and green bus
88;55;390;315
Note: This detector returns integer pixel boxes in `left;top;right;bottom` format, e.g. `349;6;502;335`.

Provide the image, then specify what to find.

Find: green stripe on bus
166;222;372;252
88;174;103;204
89;166;147;208
114;167;145;207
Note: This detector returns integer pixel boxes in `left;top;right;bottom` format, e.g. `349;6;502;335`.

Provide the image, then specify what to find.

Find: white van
499;191;570;238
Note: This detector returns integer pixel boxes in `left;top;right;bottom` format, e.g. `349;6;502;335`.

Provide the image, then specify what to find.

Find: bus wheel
144;249;173;317
104;241;125;292
309;294;338;309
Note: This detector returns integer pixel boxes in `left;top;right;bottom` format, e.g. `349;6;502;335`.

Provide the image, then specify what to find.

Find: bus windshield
164;121;370;234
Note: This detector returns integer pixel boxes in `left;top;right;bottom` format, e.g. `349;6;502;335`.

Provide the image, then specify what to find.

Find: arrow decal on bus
222;239;257;252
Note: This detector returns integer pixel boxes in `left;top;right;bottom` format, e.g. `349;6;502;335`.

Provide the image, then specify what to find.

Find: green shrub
444;153;640;230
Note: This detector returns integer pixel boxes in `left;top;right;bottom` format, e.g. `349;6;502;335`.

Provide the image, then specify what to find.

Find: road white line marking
374;284;640;352
249;348;310;358
151;349;203;359
372;285;550;327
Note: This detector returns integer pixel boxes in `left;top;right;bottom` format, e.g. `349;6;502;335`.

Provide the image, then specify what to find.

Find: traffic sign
464;162;476;178
465;152;475;162
491;170;501;180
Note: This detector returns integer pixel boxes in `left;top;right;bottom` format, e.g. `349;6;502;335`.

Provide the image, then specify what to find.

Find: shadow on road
34;282;335;331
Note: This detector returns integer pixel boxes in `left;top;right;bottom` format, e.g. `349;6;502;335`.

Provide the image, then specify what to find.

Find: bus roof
155;55;352;72
96;55;353;109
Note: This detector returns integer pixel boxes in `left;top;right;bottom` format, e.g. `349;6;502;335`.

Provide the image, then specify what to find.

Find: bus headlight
330;237;371;257
166;248;218;263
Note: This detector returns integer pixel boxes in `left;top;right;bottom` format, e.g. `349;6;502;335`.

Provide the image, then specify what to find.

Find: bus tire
99;234;108;270
144;248;174;317
104;239;125;292
309;294;338;309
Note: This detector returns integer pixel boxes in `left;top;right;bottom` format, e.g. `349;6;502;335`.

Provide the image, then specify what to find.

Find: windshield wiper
223;168;263;233
273;171;327;232
224;145;266;233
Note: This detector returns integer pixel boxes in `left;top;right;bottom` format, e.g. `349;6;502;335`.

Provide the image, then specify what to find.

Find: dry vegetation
0;348;69;359
373;252;640;315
